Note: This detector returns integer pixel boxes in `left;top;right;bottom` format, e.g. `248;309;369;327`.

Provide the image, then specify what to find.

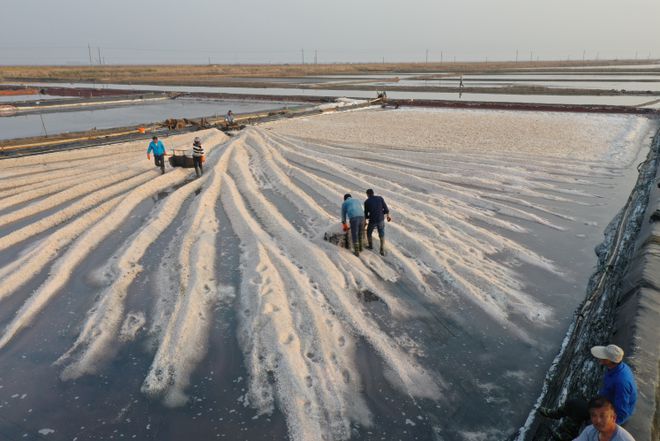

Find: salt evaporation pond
0;98;301;140
7;81;653;107
0;94;65;103
0;108;657;440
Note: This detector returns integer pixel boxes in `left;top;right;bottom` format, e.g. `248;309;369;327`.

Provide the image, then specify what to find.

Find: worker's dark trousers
193;156;203;177
367;219;385;240
154;154;165;173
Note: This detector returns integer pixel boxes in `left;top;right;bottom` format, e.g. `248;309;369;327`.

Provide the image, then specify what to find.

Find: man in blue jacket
364;188;391;256
590;344;637;425
341;193;365;256
147;135;167;174
538;344;637;440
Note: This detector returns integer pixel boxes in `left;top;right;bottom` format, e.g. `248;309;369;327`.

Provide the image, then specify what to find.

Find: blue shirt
341;198;364;223
147;140;166;156
364;195;389;223
599;362;637;424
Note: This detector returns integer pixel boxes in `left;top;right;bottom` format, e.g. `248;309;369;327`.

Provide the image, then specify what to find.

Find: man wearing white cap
538;343;637;439
590;344;637;425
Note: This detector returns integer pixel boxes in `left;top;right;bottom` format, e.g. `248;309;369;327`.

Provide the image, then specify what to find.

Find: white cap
591;344;624;363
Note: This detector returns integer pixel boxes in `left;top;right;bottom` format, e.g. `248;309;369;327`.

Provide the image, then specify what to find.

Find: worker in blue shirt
538;344;637;440
341;193;365;256
147;135;167;174
591;344;637;424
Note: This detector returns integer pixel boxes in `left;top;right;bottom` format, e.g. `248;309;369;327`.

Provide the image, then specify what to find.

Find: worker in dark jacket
364;188;391;256
147;136;167;174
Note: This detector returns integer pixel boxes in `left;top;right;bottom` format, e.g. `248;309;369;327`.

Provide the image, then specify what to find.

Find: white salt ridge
262;129;555;326
0;111;650;441
141;136;233;406
56;177;205;378
0;130;224;350
0;166;122;208
0;195;123;301
221;174;373;440
0;171;156;253
0;168;146;227
53;130;226;378
222;143;441;438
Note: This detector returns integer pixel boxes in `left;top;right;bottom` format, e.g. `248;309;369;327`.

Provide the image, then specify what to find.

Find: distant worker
459;75;464;89
147;135;167;174
539;344;637;439
226;110;235;126
573;396;635;441
364;188;391;256
341;193;366;257
192;136;205;178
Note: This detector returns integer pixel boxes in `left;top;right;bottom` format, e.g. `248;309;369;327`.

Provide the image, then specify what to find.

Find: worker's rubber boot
366;237;373;250
379;237;385;256
353;243;360;257
358;236;363;252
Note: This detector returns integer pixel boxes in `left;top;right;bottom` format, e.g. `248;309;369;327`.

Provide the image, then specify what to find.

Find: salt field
0;108;657;440
6;79;659;109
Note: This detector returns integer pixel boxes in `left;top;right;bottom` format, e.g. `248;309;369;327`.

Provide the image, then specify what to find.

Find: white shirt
573;425;635;441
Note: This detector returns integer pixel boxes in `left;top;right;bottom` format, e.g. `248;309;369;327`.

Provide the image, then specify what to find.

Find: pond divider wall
516;125;660;441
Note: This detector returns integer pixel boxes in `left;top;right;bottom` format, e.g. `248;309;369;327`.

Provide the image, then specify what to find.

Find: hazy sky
2;0;659;65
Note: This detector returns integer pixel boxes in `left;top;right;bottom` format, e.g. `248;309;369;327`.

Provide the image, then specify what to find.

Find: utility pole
39;114;48;137
440;51;443;63
88;44;93;65
530;51;533;62
314;50;317;65
97;47;102;65
301;48;304;65
425;49;428;64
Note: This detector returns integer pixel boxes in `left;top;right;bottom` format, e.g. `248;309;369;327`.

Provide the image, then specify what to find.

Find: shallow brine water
0;98;302;141
0;109;657;441
5;81;654;107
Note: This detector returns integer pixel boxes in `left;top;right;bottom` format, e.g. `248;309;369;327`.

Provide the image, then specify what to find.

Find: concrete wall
614;147;660;441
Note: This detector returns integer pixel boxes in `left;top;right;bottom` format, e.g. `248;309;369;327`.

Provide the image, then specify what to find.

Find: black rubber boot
379;238;385;256
353;243;360;257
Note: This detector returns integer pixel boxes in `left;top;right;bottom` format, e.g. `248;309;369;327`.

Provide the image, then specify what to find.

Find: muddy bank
517;126;660;441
